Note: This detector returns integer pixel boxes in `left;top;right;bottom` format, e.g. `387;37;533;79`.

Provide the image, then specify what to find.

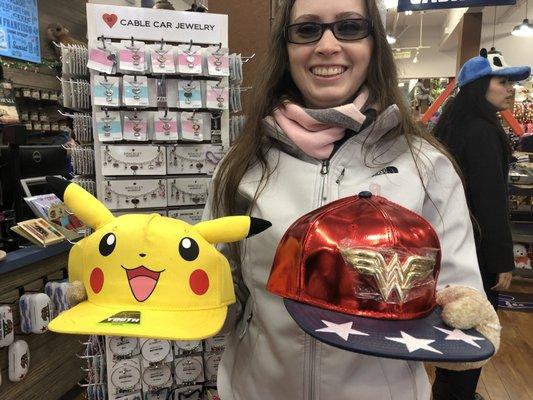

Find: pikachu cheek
90;267;105;294
189;269;209;295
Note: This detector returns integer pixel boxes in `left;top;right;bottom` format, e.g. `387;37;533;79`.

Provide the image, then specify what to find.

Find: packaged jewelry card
176;44;203;75
179;112;208;142
95;110;122;142
87;38;117;74
178;80;202;109
204;144;226;175
101;145;166;176
123;75;149;107
171;385;203;400
167;144;209;175
203;351;222;382
173;355;205;386
119;39;146;73
173;340;203;356
149;43;176;74
168;209;203;226
93;75;120;107
205;80;229;110
206;45;230;77
167;177;210;207
108;357;143;398
153;110;179;141
106;336;140;360
103;179;167;210
123;111;151;141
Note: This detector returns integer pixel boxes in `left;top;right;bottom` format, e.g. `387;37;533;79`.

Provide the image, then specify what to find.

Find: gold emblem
340;248;435;303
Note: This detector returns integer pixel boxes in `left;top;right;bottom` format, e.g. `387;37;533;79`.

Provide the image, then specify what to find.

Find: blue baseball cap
458;48;531;88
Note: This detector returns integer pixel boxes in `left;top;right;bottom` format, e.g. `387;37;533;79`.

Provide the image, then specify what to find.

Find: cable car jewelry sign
87;3;228;45
397;0;515;12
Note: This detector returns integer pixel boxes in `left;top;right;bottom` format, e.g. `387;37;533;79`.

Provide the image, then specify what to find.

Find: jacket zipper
307;159;330;400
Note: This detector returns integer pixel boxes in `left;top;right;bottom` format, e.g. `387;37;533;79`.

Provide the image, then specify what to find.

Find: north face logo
372;166;398;177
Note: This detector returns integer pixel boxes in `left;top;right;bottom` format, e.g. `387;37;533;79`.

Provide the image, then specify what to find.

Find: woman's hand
491;272;513;291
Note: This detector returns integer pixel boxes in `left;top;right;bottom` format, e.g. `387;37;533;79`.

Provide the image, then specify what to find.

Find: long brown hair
212;0;459;264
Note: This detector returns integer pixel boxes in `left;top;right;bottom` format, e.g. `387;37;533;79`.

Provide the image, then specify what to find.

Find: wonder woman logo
340;248;435;303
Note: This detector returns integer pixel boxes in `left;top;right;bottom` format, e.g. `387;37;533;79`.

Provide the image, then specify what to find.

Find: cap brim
492;66;531;82
284;299;494;362
48;301;227;340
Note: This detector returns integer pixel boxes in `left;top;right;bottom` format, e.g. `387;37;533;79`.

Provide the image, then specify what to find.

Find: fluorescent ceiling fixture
405;10;413;15
511;19;533;37
384;0;398;10
387;35;397;44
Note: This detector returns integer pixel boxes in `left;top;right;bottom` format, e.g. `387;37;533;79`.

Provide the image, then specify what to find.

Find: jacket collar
262;104;401;164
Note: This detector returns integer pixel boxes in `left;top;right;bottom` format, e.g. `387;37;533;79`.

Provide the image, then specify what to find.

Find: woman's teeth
311;66;347;77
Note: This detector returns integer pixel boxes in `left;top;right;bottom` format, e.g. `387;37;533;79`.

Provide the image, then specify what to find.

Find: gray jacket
204;105;484;400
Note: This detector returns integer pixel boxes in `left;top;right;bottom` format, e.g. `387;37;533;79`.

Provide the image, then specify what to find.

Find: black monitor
18;145;67;179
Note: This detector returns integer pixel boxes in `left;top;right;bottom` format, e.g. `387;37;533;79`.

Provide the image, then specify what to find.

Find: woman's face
486;76;514;111
287;0;373;108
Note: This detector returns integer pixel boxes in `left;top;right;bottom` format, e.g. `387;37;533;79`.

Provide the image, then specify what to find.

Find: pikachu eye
179;237;199;261
99;233;116;256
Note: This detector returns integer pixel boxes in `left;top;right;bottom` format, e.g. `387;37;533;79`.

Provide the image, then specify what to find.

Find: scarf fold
271;87;375;160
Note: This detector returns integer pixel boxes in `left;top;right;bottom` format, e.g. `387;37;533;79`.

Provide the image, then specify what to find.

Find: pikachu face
46;177;270;340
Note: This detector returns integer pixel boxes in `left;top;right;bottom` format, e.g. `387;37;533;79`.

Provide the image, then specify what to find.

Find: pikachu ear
194;216;271;244
46;176;114;230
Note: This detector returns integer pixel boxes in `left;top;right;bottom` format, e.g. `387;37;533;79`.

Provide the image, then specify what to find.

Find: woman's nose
315;28;341;55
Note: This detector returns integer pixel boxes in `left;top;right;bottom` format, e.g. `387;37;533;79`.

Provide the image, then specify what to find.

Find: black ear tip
46;176;70;200
247;217;272;237
480;48;488;58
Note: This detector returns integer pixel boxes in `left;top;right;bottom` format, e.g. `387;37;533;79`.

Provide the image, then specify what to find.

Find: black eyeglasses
286;19;373;44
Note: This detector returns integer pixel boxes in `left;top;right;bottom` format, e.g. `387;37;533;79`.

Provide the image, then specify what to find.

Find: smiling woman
204;0;496;399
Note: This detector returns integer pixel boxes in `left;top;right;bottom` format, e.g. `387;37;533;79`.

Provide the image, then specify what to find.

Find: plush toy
429;286;501;370
513;243;531;269
46;23;85;56
46;177;271;340
153;0;175;9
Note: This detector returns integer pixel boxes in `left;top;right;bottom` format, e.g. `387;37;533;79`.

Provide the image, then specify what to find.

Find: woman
204;1;487;398
432;51;530;400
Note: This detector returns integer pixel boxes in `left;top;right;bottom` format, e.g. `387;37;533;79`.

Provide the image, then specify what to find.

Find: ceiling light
512;0;533;37
384;0;398;10
405;10;413;16
412;53;419;63
512;19;533;37
387;35;397;44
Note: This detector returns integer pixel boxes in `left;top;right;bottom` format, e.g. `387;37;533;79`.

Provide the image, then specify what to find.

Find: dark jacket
437;117;514;274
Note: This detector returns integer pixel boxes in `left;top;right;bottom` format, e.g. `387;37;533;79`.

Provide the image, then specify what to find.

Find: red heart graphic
102;13;118;29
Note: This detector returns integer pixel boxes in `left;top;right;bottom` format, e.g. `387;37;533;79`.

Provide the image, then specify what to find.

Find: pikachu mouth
123;265;165;302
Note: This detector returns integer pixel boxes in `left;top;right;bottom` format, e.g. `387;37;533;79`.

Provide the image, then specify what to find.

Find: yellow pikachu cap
46;177;271;340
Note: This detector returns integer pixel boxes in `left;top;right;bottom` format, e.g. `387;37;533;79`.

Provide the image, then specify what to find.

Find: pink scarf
272;88;372;159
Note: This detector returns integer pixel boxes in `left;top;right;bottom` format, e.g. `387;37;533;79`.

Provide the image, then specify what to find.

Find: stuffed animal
430;286;501;371
513;243;531;269
153;0;175;9
45;177;271;340
46;23;85;56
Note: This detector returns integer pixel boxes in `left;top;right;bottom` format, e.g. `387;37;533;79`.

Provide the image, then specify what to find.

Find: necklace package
149;43;175;74
206;45;230;77
123;111;150;141
205;80;229;110
139;339;173;393
93;75;120;107
95;110;122;142
172;384;203;400
103;179;167;210
178;80;202;109
204;144;226;175
119;39;146;73
123;75;149;107
173;340;203;356
168;208;203;225
168;177;210;207
176;44;203;75
180;112;207;142
153;110;179;141
167;144;209;174
174;355;205;386
101;145;166;176
88;39;117;74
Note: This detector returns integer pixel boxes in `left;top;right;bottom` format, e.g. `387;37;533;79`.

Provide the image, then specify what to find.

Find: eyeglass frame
285;18;374;45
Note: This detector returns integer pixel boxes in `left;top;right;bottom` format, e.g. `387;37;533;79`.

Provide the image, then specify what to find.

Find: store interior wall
87;0;203;10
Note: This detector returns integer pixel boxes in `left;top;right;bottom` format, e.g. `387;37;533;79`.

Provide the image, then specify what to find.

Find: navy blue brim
492;66;531;82
284;299;495;362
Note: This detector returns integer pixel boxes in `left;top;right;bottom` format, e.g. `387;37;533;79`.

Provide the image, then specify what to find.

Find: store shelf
513;268;533;278
511;221;533;242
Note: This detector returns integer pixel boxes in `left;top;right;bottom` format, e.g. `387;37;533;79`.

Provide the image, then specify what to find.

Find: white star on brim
434;327;485;348
315;320;369;341
385;331;443;354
